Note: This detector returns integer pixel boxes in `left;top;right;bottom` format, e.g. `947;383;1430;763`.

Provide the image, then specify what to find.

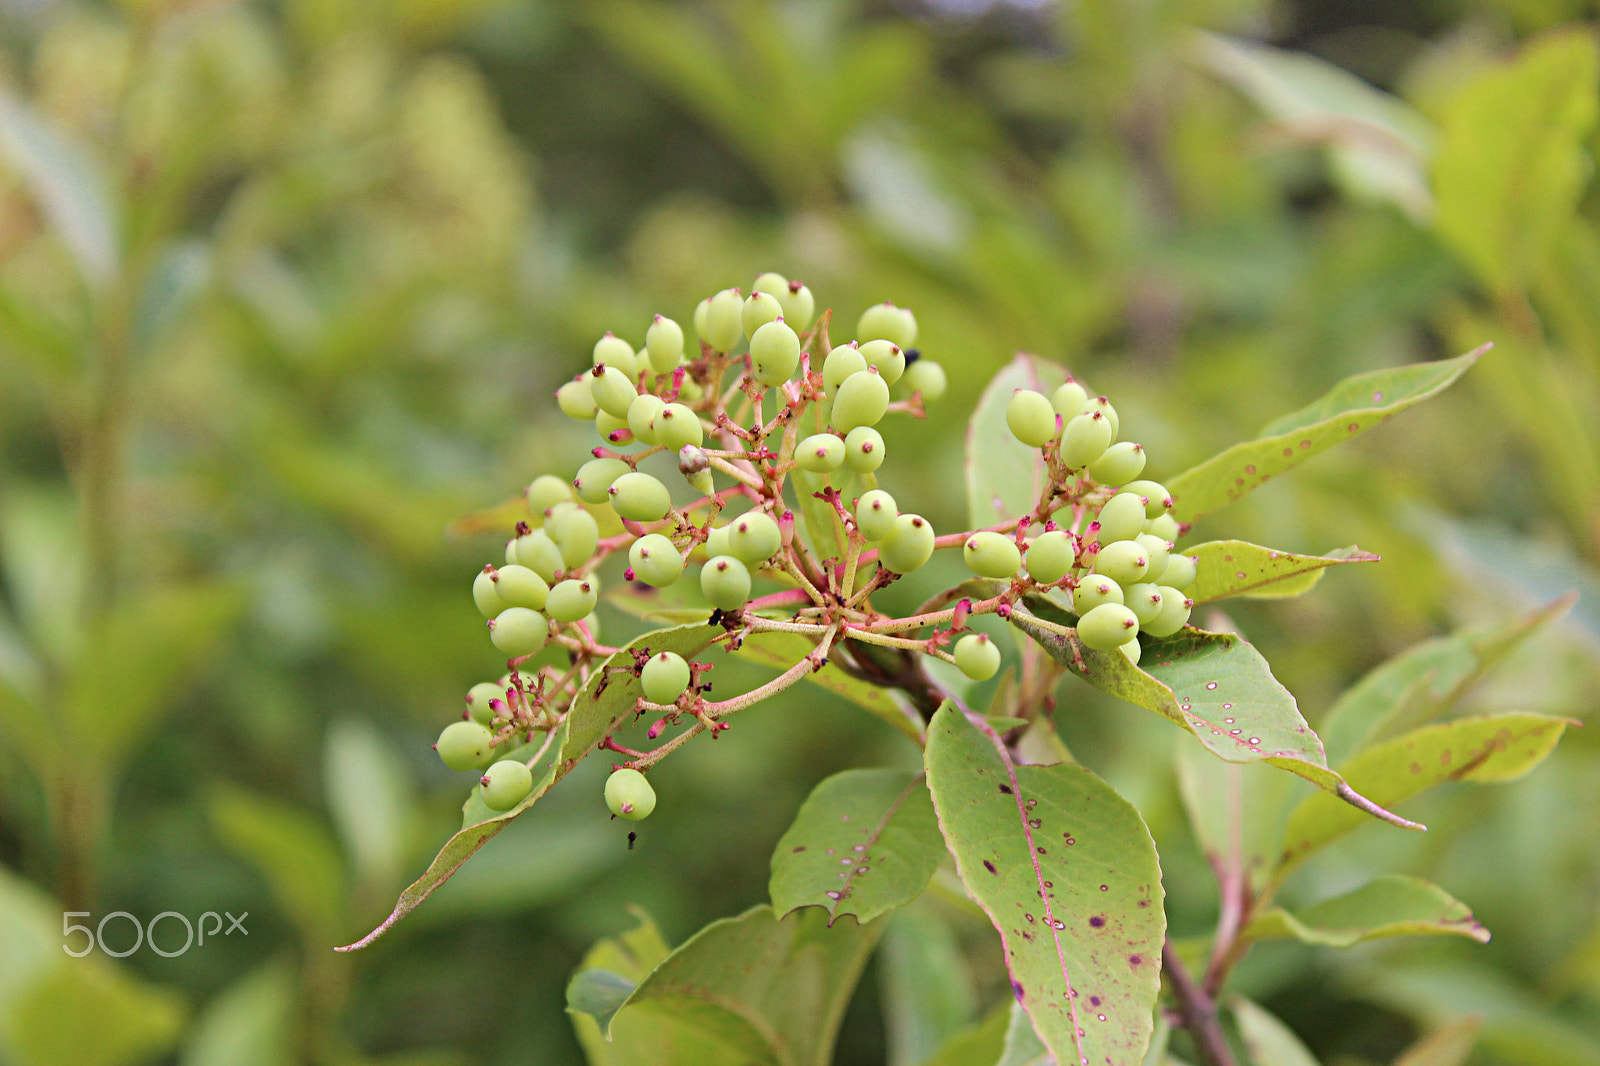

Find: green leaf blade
966;353;1068;529
1187;541;1379;605
1244;874;1489;948
740;631;926;743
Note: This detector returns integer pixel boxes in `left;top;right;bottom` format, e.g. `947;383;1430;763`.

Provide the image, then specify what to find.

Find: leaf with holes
1186;541;1379;605
924;705;1165;1066
770;769;945;925
1165;347;1485;528
966;353;1069;529
1279;713;1571;875
1244;875;1489;948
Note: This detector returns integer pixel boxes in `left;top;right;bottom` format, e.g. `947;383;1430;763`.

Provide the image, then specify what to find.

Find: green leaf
924;705;1165;1066
1165;348;1485;528
1279;713;1571;874
1433;31;1600;293
338;622;723;951
1317;594;1575;766
1186;541;1379;605
880;901;980;1066
1231;997;1321;1066
740;631;926;743
1392;1019;1483;1066
790;467;849;564
1174;743;1295;897
209;786;346;941
180;960;296;1066
1244;874;1489;948
915;1004;1010;1066
324;717;414;891
997;1001;1052;1066
966;353;1068;529
770;768;945;925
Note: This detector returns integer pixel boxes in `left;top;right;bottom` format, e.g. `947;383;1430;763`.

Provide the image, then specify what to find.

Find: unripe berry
511;530;564;582
1123;582;1165;626
1142;586;1193;637
545;579;597;623
823;343;867;395
727;510;781;564
1118;638;1142;666
556;377;598;420
489;607;549;657
953;633;1002;681
1081;395;1120;440
796;433;846;473
1006;390;1058;448
436;720;496;771
645;314;685;374
858;338;905;385
693;296;711;341
1093;539;1151;586
832;367;890;434
878;513;935;573
629;534;684;587
1123;480;1173;518
701;555;752;610
473;567;506;618
741;291;783;338
1094;492;1148;545
526;474;574;519
1072;574;1124;614
494;564;549;610
465;681;503;726
574;457;632;505
1134;534;1172;580
901;358;946;401
703;288;744;352
640;651;692;705
593;333;638;378
608;471;673;522
1025;531;1076;584
752;271;789;297
1077;602;1140;651
590;365;639;419
627;393;666;445
857;302;917;349
655;403;703;451
704;523;731;559
595;409;632;446
1089;441;1146;486
605;768;656;820
776;281;814;328
480;759;534;811
1050;380;1089;418
963;531;1022;580
749;318;801;386
854;489;899;542
843;426;886;473
547;508;600;571
1059;411;1113;470
1146;513;1181;542
1157;553;1198;591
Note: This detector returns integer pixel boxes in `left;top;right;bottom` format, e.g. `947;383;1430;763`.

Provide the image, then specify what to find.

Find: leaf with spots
966;352;1069;529
337;624;721;952
740;632;926;743
769;768;945;925
1243;874;1490;948
924;704;1165;1066
1278;713;1571;875
1186;541;1379;605
1165;347;1486;528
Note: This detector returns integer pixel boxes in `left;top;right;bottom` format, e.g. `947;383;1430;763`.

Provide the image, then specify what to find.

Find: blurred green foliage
0;0;1596;1063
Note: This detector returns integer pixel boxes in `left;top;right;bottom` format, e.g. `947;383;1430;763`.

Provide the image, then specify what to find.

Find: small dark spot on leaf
1090;996;1101;1006
984;860;997;874
1089;916;1105;928
998;784;1013;794
1012;980;1025;1002
1129;955;1143;965
792;846;806;853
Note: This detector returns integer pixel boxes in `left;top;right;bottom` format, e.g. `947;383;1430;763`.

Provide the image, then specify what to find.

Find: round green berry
843;426;886;473
629;534;684;587
1089;441;1146;486
1093;539;1151;586
1094;491;1148;545
655;404;703;452
511;530;564;582
704;523;731;558
963;531;1022;580
752;271;789;297
953;633;1002;681
493;564;549;610
1006;390;1058;448
627;393;666;445
878;513;935;574
832;367;890;434
776;281;814;328
595;408;633;446
545;579;598;623
608;471;673;522
1072;574;1124;614
1081;395;1119;440
593;332;638;376
700;555;752;610
857;302;917;349
1157;553;1198;591
1123;582;1165;626
854;489;898;542
703;288;744;352
1122;480;1172;518
645;314;684;374
547;507;600;571
605;768;656;820
465;681;503;726
1146;513;1181;542
556;377;599;420
1142;586;1193;638
727;510;782;565
796;433;846;473
1077;602;1140;651
901;358;946;401
1118;638;1142;666
489;607;549;657
526;474;574;519
436;720;496;771
590;364;639;419
858;339;905;386
1050;380;1089;418
741;291;783;338
641;651;692;705
749;318;801;386
574;457;632;505
480;760;534;811
822;344;867;394
1025;531;1076;584
473;567;506;618
1134;534;1172;580
693;296;711;340
1059;411;1113;469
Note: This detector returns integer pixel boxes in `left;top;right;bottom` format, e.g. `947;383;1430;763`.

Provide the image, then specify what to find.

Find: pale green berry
640;651;692;705
1094;492;1148;545
1123;480;1172;518
1093;539;1151;586
547;507;600;571
1050;380;1090;418
703;288;744;352
1059;411;1113;469
854;489;898;542
963;531;1022;580
525;474;574;520
654;403;703;451
858;338;905;385
1145;513;1181;542
595;408;633;446
465;681;503;726
1089;441;1146;486
590;365;638;419
511;530;564;582
627;393;666;445
556;377;598;420
545;579;598;623
1157;553;1198;591
776;281;814;327
493;564;549;610
878;513;935;574
574;457;632;505
1006;390;1058;448
1077;602;1140;651
645;315;685;374
727;510;781;564
1123;582;1165;626
605;768;656;820
1081;395;1119;440
749;318;801;386
629;534;684;587
832;367;890;434
741;291;783;338
752;271;789;297
700;555;752;610
1072;574;1124;614
1134;534;1172;580
704;523;731;558
693;296;712;342
844;426;886;473
1118;638;1142;666
1142;586;1193;638
489;607;549;657
480;759;534;811
473;567;506;618
953;633;1002;681
1025;531;1076;584
823;343;867;394
901;358;946;401
796;433;846;473
436;720;496;771
609;471;672;522
593;333;638;379
857;302;917;349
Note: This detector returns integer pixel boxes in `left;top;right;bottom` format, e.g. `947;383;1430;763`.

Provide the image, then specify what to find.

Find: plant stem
1163;938;1237;1066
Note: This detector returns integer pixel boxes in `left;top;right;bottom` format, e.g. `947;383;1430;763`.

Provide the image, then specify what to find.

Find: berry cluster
435;274;1195;820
